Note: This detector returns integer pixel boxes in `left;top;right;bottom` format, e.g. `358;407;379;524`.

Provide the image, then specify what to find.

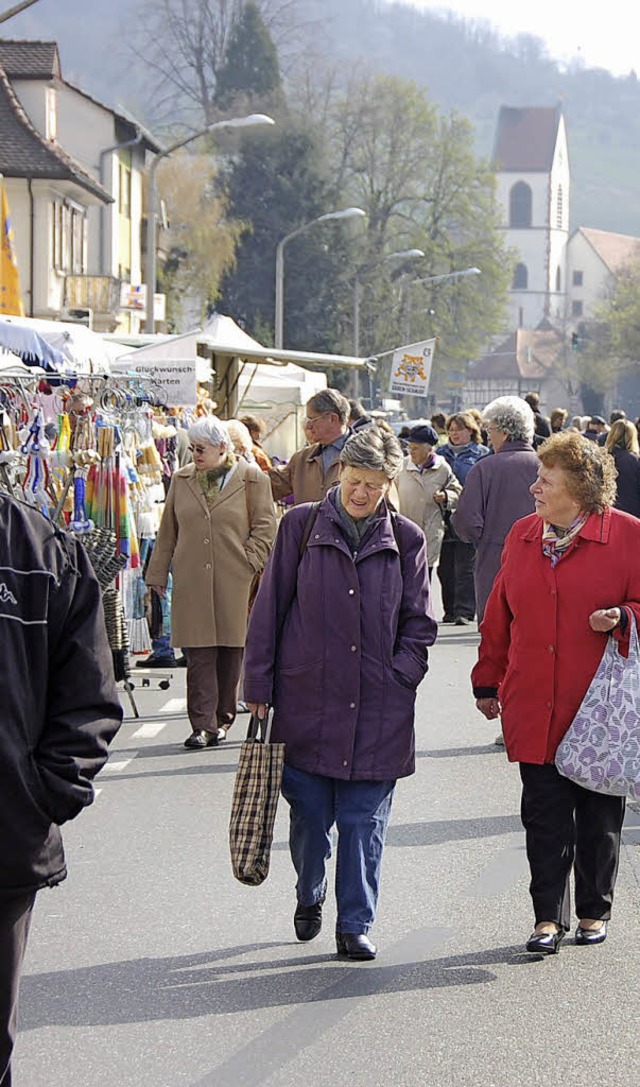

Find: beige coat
145;460;277;648
397;455;461;566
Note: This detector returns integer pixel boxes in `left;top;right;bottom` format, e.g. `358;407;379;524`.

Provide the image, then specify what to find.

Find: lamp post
403;266;481;342
275;207;366;349
353;248;425;356
144;113;275;334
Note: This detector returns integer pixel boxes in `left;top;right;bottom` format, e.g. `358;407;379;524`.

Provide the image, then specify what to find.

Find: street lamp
354;249;425;356
275;207;366;349
144;113;275;333
404;266;481;342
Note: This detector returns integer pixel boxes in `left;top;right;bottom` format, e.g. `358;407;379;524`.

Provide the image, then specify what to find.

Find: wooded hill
7;0;640;236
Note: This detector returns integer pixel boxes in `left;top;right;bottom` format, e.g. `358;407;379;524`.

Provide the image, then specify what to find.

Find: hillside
5;0;640;236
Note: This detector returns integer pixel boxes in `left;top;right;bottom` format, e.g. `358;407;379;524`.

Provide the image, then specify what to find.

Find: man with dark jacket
0;495;122;1085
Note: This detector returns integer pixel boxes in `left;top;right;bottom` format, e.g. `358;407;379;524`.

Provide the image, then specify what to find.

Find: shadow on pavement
416;744;502;758
20;941;535;1030
386;814;522;847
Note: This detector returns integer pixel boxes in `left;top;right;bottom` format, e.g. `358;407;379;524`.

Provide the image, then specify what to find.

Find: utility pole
0;0;43;23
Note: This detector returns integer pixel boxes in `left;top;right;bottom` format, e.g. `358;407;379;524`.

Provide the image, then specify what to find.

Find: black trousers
0;892;36;1087
519;763;626;931
437;539;476;620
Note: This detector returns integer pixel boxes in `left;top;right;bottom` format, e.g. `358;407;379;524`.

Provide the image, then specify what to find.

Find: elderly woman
451;396;539;623
604;419;640;518
437;410;490;624
397;423;461;577
145;416;277;749
244;427;436;960
473;432;640;953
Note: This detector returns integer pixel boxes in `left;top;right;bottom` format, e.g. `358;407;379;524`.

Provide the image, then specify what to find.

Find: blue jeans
281;764;395;935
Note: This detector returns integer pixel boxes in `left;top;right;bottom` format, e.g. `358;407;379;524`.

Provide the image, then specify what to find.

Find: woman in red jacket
473;431;640;955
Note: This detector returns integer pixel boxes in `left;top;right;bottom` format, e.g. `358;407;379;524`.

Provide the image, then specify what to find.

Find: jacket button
350;645;357;652
550;589;556;596
314;534;320;539
349;702;356;709
547;645;555;653
547;700;552;709
205;563;212;570
348;589;355;595
343;760;348;767
204;538;210;544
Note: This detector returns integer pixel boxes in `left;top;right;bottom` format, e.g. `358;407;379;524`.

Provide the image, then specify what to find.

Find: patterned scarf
541;512;589;568
417;452;437;472
196;453;236;506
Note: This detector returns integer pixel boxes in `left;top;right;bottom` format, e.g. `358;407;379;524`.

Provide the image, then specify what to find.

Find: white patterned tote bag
555;613;640;799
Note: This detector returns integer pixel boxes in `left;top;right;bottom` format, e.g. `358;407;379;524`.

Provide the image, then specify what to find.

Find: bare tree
130;0;311;129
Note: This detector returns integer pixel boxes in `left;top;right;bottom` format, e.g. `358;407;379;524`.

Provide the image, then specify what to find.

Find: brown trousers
184;646;244;734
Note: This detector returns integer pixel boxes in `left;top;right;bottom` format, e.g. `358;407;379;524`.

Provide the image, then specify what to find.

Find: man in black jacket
0;494;122;1086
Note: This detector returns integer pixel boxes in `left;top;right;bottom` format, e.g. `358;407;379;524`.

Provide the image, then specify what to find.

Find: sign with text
113;356;197;407
389;339;436;398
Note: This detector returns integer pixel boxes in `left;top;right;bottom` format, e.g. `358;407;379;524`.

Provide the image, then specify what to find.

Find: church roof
0;39;60;79
493;106;561;172
575;227;640;273
468;326;563;381
0;63;111;201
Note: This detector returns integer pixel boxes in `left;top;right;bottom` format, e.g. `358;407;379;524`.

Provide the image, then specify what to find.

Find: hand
433;490;447;505
147;584;167;599
589;608;621;632
248;702;268;720
476;697;501;720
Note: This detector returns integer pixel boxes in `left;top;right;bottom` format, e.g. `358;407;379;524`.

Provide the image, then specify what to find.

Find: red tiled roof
577;227;640;273
493;106;561;172
468;327;563;380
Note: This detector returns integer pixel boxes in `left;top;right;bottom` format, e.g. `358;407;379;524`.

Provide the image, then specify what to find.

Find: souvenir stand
0;355;182;716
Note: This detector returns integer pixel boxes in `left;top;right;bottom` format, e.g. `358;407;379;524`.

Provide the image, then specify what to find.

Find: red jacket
471;508;640;764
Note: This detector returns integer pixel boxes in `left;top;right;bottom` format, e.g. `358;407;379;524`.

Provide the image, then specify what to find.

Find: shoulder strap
390;510;403;557
298;501;321;561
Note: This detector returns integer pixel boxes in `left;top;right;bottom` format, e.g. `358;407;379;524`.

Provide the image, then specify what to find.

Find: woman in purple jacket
244;427;437;960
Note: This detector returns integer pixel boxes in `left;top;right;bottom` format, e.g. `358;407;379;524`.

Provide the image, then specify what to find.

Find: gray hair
307;388;351;426
483;396;535;444
226;418;253;457
340;425;404;480
187;415;230;448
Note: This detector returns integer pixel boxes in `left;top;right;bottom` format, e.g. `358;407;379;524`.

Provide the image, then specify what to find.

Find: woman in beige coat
146;416;277;749
397;423;461;576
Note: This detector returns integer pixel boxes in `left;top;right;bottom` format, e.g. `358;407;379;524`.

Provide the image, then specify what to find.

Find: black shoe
441;614;456;624
525;928;565;955
294;899;324;941
575;921;607;945
454;616;473;626
136;655;177;668
183;730;218;749
336;932;377;960
177;656;188;667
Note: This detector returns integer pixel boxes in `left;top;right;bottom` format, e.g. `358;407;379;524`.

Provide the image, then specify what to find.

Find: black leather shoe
183;730;218;749
136;655;177;668
294;900;324;941
575;921;607;945
525;928;565;955
336;932;377;960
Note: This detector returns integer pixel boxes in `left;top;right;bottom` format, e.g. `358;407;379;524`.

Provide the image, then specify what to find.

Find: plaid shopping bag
229;712;285;886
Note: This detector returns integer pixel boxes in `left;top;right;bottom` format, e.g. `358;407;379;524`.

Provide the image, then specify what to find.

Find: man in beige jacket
269;389;351;505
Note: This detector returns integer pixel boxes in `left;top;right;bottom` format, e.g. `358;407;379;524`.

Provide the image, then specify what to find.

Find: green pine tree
215;1;282;110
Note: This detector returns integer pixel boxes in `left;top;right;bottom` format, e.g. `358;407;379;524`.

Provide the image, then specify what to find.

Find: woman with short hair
146;416;277;748
473;431;640;953
244;426;436;960
605;419;640;518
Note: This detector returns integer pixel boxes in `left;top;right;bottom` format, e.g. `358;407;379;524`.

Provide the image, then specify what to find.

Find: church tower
493;106;570;329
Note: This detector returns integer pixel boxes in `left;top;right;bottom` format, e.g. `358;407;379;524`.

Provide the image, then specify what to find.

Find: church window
512;263;528;289
509;182;532;228
555;267;561;291
573;270;583;286
556;186;564;228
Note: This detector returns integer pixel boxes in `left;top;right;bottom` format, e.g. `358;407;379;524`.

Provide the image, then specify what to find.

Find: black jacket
0;495;122;894
611;446;640;518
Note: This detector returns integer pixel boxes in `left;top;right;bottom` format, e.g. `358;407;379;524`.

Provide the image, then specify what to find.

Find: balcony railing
65;275;122;315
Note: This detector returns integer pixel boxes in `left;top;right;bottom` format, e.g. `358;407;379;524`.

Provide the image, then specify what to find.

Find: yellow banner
1;181;25;316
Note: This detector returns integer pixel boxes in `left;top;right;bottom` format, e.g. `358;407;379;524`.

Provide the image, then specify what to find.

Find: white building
0;39;160;331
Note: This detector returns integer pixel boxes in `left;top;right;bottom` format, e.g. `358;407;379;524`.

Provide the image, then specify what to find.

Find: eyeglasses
189;444;212;455
304;412;333;426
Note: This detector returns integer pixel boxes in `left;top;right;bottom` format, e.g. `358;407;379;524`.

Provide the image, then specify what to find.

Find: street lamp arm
411;267;481;289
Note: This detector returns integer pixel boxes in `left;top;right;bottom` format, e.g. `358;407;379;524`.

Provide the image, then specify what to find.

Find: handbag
229;711;285;886
555;613;640;799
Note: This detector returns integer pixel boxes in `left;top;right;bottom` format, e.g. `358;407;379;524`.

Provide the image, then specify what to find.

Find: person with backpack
244;427;436;961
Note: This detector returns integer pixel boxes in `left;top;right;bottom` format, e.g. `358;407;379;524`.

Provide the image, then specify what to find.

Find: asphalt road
14;622;640;1087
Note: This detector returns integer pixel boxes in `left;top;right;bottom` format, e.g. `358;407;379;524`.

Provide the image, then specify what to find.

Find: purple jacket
244;492;437;781
450;440;539;620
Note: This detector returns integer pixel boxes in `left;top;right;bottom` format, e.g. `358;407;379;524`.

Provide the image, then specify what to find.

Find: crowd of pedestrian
2;384;640;1082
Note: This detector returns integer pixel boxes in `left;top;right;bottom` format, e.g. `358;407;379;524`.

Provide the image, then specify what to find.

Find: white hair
226;419;253;457
187;416;230;448
483;396;535;444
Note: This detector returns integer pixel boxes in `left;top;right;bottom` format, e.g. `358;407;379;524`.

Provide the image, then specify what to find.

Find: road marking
131;720;167;739
160;698;186;714
94;788;102;799
102;757;136;774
